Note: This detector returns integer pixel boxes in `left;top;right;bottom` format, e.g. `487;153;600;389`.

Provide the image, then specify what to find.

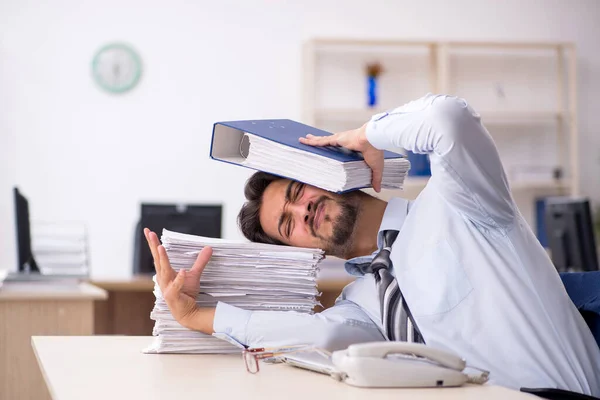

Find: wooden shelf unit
303;38;578;228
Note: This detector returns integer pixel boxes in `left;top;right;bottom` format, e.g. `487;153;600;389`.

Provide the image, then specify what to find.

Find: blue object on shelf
367;76;377;107
407;151;431;176
535;197;549;248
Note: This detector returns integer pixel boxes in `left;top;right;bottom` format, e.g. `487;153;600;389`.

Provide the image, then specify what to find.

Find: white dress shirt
213;94;600;395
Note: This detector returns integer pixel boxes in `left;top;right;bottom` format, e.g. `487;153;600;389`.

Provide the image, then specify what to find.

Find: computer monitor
14;187;40;273
544;197;599;272
134;203;222;274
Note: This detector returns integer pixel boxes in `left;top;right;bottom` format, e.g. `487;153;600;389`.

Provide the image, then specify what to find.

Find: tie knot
383;230;399;248
351;230;399;276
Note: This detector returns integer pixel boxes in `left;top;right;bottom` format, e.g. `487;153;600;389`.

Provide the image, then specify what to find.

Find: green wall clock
92;43;142;94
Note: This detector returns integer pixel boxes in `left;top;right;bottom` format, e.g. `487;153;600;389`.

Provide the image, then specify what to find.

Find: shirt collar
344;197;411;276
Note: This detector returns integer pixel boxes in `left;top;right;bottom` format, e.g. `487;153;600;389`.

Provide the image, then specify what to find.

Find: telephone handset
330;342;486;388
346;341;466;371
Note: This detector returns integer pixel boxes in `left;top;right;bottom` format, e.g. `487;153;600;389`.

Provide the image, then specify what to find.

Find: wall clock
92;43;142;94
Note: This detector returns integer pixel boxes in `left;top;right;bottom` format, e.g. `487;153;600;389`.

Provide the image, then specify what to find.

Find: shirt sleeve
213;299;385;351
366;93;516;231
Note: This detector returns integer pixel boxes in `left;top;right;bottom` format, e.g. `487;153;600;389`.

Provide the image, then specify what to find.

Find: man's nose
290;200;314;225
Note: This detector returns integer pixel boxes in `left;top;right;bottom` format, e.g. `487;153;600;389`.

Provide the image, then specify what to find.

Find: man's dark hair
238;172;284;245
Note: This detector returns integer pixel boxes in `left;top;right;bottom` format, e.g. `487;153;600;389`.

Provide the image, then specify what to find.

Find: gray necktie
359;230;424;343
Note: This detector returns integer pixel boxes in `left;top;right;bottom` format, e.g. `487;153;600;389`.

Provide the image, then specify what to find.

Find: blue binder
209;119;405;192
406;151;431;176
210;119;403;164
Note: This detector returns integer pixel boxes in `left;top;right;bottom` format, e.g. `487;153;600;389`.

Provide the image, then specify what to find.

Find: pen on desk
247;345;307;353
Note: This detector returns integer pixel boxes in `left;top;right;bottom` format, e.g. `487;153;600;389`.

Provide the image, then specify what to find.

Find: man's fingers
365;151;384;193
190;246;213;275
164;269;185;303
371;163;383;192
158;245;172;269
145;229;162;274
143;228;150;258
157;245;175;288
172;270;185;293
299;134;339;147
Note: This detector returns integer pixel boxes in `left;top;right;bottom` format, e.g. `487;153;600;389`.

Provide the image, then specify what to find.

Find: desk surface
89;275;155;291
32;336;534;400
0;282;107;301
89;273;354;292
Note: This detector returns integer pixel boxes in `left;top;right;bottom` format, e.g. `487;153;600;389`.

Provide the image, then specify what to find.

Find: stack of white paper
0;270;7;289
31;222;89;276
243;133;411;193
144;229;324;354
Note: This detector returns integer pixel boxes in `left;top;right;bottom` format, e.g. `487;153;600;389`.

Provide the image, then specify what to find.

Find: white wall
1;0;599;277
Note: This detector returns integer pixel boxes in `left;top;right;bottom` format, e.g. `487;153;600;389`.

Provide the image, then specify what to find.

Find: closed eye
292;182;305;202
279;182;304;240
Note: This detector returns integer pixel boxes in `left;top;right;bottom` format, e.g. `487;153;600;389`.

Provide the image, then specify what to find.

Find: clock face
92;43;142;93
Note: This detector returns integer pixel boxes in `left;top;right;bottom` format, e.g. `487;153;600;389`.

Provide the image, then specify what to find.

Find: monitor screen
545;197;599;272
14;187;40;273
134;203;222;274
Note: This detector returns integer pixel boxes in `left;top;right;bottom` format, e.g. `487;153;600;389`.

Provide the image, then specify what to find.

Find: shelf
510;179;571;191
365;177;571;202
309;39;572;51
447;41;572;50
314;43;431;56
399;177;570;192
315;109;566;127
305;38;578;227
311;38;434;49
480;111;564;126
315;108;386;124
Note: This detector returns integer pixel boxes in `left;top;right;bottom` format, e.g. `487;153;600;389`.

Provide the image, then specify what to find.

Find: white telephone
282;342;488;388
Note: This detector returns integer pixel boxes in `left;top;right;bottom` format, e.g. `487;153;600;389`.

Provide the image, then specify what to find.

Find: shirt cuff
365;112;392;150
366;93;440;151
213;301;252;346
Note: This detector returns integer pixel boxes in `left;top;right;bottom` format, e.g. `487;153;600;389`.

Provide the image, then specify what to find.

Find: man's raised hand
144;228;215;333
299;123;384;192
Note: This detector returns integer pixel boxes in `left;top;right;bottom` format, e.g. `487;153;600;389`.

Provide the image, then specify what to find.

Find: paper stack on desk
31;222;89;276
144;229;324;354
0;270;7;289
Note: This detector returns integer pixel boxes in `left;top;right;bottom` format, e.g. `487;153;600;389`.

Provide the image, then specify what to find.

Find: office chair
518;272;600;400
521;388;599;400
560;271;600;348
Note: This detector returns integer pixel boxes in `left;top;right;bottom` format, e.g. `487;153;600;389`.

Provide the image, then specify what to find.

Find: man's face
259;179;361;256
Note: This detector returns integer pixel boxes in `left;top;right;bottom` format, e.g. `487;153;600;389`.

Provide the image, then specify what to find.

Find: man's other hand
299;123;384;192
144;228;215;333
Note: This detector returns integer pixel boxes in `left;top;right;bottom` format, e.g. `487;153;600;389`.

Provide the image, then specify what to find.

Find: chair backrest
560;271;600;348
521;387;599;400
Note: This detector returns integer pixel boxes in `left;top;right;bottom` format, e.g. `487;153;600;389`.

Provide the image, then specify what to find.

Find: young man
145;94;600;395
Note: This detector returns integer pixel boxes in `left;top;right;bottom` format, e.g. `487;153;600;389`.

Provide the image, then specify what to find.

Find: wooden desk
32;336;534;400
91;276;156;335
316;257;355;309
0;282;107;400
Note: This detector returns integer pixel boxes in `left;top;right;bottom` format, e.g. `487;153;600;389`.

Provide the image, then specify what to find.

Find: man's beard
310;191;362;258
